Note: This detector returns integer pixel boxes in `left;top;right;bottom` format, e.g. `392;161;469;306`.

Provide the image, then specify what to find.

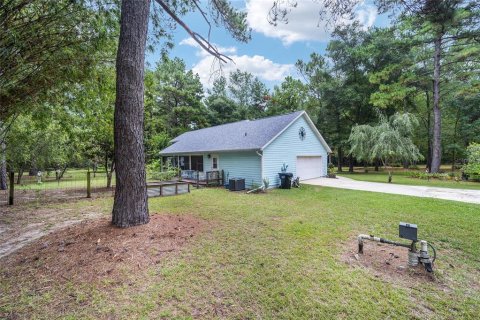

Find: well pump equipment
357;222;436;273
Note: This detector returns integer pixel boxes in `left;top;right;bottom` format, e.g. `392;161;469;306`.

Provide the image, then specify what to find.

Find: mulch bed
1;214;208;285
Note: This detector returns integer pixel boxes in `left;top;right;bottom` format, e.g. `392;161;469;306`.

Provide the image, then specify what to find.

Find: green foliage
205;76;238;125
268;77;308;116
349;112;423;168
296;24;377;164
327;165;337;176
2;0;479;179
347;125;375;162
228;69;269;119
408;172;452;180
463;143;480;179
6;114;79;174
262;177;270;189
148;160;179;181
0;0;119;120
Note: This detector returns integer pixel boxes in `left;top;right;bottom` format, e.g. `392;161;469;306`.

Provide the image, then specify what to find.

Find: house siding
217;151;262;188
263;115;329;187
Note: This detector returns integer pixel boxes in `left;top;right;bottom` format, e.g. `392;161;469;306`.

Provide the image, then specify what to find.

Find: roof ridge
182;110;304;135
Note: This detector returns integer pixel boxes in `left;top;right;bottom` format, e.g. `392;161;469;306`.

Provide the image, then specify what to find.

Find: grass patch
1;187;479;319
338;170;480;190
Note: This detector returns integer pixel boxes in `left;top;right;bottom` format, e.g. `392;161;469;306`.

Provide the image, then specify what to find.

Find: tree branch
154;0;232;64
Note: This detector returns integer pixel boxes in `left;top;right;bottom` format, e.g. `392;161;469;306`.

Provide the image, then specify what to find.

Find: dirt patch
341;237;437;286
0;214;208;285
0;202;106;258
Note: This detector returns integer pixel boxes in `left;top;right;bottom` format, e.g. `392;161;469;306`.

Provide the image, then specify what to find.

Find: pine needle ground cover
1;186;479;319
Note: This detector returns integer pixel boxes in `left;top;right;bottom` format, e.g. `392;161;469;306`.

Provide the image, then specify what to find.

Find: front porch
162;154;224;187
181;170;225;187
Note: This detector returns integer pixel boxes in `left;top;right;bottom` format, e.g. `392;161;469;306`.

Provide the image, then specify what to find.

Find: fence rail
0;170;195;206
0;170;112;206
146;181;190;198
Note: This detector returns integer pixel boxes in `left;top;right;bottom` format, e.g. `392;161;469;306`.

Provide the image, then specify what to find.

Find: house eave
159;148;261;156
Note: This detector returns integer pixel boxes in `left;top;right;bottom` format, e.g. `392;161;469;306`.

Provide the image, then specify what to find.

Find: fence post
86;170;91;198
8;171;14;205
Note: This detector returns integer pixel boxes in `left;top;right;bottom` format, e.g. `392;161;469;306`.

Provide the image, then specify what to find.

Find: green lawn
338;170;480;190
2;187;480;319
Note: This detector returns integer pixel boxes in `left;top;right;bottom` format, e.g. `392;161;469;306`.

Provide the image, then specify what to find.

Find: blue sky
146;1;390;90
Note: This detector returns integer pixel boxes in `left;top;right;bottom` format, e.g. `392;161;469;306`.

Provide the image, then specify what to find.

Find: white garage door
296;156;322;181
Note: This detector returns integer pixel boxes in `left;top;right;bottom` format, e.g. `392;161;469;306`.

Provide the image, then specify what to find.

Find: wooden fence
146;181;190;198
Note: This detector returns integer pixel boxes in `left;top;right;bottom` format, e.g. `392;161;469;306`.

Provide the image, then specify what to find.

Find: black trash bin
278;172;293;189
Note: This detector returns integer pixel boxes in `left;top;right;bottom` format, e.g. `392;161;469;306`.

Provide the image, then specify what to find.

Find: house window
191;155;203;172
212;157;218;170
179;156;190;170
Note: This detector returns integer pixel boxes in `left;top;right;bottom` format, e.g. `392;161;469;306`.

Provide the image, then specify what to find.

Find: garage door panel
296;156;322;180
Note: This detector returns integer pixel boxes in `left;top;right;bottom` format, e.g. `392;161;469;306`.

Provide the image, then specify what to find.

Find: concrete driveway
304;176;480;205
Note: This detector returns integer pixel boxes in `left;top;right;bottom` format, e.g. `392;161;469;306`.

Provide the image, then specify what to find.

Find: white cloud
180;38;294;89
246;0;378;45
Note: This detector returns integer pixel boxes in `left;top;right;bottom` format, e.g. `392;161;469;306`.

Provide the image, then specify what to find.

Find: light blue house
159;111;332;188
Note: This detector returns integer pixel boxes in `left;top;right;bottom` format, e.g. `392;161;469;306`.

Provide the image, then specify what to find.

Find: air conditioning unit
229;178;245;191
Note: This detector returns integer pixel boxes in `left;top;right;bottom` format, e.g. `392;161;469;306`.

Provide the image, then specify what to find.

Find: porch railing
181;170;224;187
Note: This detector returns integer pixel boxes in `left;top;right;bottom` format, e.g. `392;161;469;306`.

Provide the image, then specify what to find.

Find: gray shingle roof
160;111;305;155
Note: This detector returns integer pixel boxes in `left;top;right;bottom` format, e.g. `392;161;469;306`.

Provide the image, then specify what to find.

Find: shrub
251;182;260;190
328;166;336;175
453;163;463;170
408;171;450;180
327;163;336;178
463;143;480;180
148;160;179;181
262;177;270;189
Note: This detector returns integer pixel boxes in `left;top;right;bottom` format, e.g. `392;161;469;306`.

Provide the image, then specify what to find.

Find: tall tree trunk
337;147;343;172
17;168;23;185
29;164;37;176
431;33;443;173
451;108;460;171
58;165;68;180
374;159;379;172
348;154;354;173
0;142;7;190
112;0;150;228
425;91;432;172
